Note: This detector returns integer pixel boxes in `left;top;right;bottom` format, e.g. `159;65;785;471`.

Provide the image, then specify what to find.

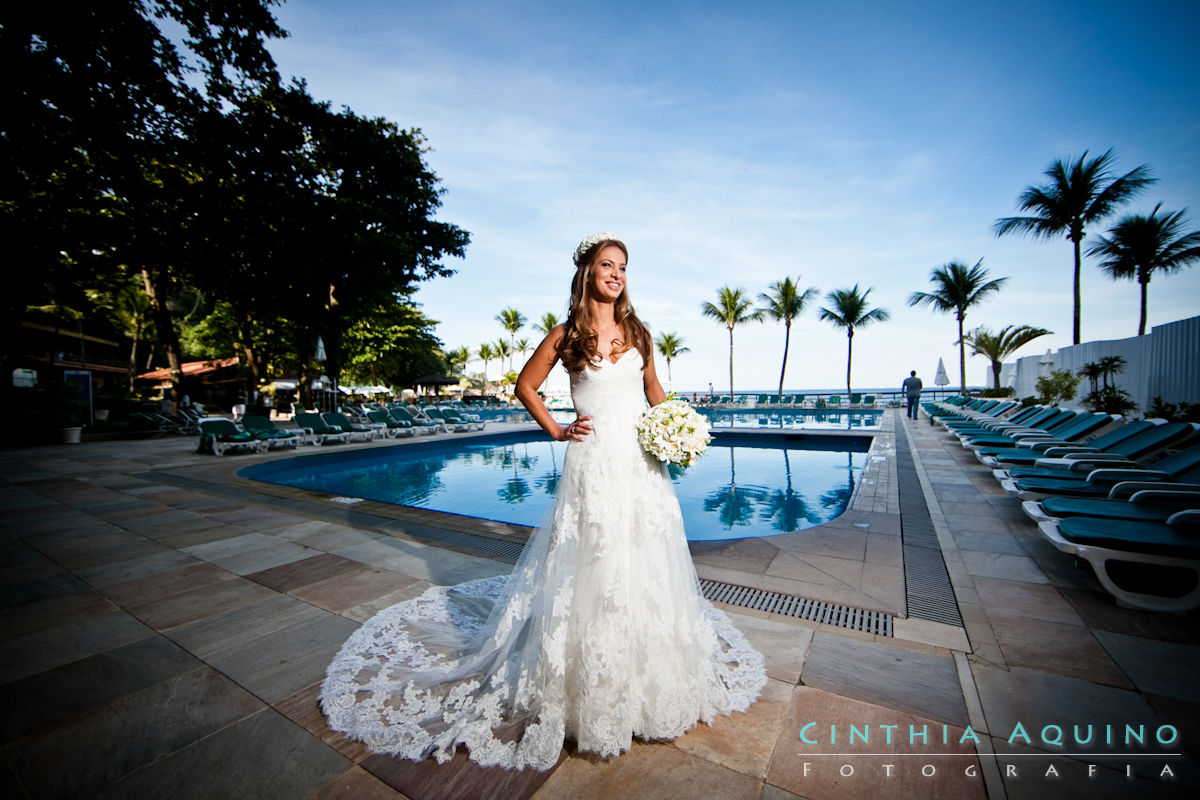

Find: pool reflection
242;435;866;541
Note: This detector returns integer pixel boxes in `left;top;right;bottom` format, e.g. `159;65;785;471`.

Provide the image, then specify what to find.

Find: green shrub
1035;369;1080;406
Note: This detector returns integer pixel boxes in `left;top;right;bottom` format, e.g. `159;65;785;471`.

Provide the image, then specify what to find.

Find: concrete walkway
1;411;1196;799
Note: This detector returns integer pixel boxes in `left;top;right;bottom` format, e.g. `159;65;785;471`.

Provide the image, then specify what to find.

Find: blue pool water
456;407;882;431
240;431;870;541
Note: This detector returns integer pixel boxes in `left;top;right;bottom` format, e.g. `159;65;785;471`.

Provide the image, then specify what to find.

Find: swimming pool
239;431;870;542
449;406;882;430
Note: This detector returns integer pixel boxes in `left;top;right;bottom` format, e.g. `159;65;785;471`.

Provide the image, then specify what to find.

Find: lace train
320;348;767;770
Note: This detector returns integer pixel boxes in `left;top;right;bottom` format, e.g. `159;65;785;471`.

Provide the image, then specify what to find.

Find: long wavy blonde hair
557;237;651;373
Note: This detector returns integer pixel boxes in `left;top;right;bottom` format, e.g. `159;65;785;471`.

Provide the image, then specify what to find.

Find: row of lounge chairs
926;396;1200;612
196;404;487;454
708;394;878;408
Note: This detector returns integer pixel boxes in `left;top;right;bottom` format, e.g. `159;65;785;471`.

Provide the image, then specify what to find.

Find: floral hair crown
572;231;621;267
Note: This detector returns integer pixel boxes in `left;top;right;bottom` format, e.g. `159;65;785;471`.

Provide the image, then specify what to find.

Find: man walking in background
902;370;923;420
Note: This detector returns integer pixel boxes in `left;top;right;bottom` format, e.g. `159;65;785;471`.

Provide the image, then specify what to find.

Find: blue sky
266;0;1200;394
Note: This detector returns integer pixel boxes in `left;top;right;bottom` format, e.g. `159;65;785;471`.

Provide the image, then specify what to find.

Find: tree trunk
777;320;790;402
727;326;735;399
845;328;853;400
957;314;967;395
140;266;184;414
666;357;673;392
991;360;1002;390
1071;231;1083;345
1138;277;1148;336
128;322;141;392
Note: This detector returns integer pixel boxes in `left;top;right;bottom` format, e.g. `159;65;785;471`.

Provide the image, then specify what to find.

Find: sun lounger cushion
1057;516;1200;560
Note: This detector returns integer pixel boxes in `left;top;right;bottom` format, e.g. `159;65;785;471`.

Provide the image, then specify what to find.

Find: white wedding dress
320;349;766;770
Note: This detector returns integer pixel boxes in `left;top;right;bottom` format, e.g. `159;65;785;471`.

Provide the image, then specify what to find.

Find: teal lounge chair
985;419;1169;470
849;393;862;406
968;413;1118;457
439;406;484;431
197;418;267;456
1003;436;1200;500
389;405;439;434
1036;509;1200;612
423;407;468;433
366;410;416;438
240;414;302;449
293;412;351;445
862;395;875;408
320;412;377;442
827;395;842;407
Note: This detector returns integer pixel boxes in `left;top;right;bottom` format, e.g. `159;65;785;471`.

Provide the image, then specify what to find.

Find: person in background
902;370;923;420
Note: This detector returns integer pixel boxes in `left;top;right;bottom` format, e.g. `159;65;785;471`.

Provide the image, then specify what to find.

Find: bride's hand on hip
559;416;593;442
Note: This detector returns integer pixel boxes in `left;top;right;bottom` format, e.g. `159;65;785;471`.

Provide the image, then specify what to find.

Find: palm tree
701;286;763;399
477;342;495;382
493;338;511;375
907;260;1007;395
819;285;890;402
993;149;1155;344
654;332;690;392
534;312;559;336
962;324;1052;390
447;346;471;376
496;307;526;371
514;338;531;367
1087;204;1200;336
758;276;819;402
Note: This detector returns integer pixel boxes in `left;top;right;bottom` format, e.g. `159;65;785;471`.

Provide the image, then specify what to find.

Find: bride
320;232;766;770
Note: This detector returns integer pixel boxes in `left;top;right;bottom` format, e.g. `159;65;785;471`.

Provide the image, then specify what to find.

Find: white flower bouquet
635;398;712;467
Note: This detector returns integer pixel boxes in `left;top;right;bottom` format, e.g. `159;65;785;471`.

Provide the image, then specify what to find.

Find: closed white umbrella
934;357;949;386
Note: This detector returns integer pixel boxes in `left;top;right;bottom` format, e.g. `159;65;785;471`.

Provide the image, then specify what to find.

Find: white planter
60;426;82;444
94;410;110;422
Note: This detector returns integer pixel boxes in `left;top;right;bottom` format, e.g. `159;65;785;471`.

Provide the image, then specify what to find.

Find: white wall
1003;315;1200;412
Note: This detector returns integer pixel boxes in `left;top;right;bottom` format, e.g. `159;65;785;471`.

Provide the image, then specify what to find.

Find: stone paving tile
0;609;155;685
166;592;330;661
91;707;349;800
951;531;1028;555
971;577;1085;625
246;552;368;592
970;663;1180;758
0;635;205;742
276;682;370;763
959;551;1050;584
672;676;795;778
0;570;94;613
1092;631;1200;704
531;741;759;800
100;560;235;608
199;612;359;704
988;617;1131;687
800;632;969;727
7;666;265;800
989;738;1197;797
766;686;985;800
363;747;565;800
304;766;409;800
291;566;423;614
198;539;319;575
76;548;204;588
1058;587;1200;645
0;588;117;640
723;610;815;685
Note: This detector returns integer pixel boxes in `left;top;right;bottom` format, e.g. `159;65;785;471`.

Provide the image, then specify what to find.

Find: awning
138;357;240;382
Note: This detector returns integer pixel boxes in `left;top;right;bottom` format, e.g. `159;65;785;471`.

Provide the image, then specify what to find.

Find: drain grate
416;528;527;562
700;579;893;636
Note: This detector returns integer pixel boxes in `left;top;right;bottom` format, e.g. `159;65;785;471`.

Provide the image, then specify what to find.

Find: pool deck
2;410;1197;799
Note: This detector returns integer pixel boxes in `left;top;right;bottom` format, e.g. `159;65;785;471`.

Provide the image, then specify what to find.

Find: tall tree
701;286;763;399
819;286;890;401
447;346;471;376
758;276;818;402
907;260;1006;395
534;312;560;336
496;307;526;371
654;332;690;392
962;324;1052;390
993;149;1155;344
1087;205;1200;336
2;1;287;407
477;342;495;382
